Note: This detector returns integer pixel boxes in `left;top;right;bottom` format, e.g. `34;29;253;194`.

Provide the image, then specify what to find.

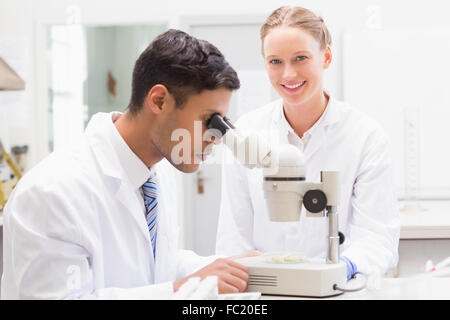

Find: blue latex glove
341;256;357;280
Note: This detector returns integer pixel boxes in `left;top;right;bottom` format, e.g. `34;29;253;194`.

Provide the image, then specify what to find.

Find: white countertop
399;200;450;239
263;277;450;300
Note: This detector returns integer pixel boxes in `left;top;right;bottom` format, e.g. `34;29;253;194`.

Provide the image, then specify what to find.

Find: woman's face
263;26;331;107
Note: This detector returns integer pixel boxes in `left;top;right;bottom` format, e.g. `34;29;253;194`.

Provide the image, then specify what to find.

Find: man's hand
174;258;248;294
173;251;262;294
229;250;261;261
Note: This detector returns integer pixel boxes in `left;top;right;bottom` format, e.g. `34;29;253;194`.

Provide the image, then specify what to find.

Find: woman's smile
280;80;306;93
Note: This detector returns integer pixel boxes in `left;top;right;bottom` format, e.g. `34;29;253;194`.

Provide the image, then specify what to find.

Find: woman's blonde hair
260;6;332;55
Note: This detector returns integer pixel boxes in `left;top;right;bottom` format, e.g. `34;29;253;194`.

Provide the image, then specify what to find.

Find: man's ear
145;84;170;114
323;45;332;69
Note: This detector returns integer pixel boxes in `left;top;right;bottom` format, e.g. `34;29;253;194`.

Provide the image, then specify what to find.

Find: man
1;29;249;299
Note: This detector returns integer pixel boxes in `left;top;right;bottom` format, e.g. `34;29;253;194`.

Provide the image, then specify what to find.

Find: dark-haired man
1;29;250;299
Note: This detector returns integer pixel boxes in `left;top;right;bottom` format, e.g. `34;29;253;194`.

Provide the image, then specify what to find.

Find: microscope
208;114;347;297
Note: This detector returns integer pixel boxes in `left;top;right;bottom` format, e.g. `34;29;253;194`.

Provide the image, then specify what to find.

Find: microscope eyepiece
207;113;234;136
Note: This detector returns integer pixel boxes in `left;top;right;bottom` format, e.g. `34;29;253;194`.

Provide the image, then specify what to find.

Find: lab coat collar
108;112;156;188
271;93;341;160
272;92;341;129
85;112;153;187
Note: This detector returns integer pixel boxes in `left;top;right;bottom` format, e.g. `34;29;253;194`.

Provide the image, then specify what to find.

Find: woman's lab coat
1;113;211;299
216;96;400;276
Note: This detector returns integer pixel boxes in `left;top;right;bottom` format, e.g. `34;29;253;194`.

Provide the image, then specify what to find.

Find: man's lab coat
216;96;400;276
1;113;211;299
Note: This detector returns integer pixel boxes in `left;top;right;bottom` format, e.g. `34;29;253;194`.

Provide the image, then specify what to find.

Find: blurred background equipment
0;57;25;91
11;145;29;173
0;140;23;210
0;55;25;210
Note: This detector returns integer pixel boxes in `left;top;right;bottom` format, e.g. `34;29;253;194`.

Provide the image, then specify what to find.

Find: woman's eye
296;56;307;61
269;59;282;64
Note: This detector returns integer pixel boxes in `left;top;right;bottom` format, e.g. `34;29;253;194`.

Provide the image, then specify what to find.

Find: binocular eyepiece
207;113;235;136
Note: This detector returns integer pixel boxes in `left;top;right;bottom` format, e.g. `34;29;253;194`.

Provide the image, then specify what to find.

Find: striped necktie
142;175;158;258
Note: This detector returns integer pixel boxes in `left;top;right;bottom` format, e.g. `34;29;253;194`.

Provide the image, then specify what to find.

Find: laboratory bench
399;200;450;239
262;277;450;300
396;201;450;276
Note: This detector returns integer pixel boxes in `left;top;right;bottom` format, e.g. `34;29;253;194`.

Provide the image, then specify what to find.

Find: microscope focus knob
303;189;327;213
339;232;345;245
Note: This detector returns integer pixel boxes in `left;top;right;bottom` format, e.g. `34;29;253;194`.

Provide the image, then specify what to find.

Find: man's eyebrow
205;109;222;116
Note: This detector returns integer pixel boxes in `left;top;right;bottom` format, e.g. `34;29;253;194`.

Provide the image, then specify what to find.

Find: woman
215;6;400;279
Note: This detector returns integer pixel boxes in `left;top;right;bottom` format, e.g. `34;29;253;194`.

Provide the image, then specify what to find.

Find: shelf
399;200;450;239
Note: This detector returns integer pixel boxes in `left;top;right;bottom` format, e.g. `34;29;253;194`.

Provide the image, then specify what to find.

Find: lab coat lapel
115;180;154;252
270;102;290;146
304;127;326;162
153;161;178;283
86;114;155;253
304;97;341;162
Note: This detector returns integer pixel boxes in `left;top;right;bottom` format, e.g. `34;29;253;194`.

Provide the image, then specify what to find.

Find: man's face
155;87;232;173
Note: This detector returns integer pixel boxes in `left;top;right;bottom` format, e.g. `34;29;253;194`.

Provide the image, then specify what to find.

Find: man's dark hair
128;29;240;113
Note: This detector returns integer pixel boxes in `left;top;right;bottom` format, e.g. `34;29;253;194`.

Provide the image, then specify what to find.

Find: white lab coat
1;113;212;299
216;96;400;276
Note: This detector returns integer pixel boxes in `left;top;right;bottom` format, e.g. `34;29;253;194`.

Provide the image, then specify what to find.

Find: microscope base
236;256;347;297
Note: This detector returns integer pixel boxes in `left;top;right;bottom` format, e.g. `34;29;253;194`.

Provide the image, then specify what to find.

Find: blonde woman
216;6;400;279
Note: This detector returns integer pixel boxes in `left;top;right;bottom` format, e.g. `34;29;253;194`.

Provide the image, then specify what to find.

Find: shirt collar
281;104;327;142
107;112;154;190
274;92;341;139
